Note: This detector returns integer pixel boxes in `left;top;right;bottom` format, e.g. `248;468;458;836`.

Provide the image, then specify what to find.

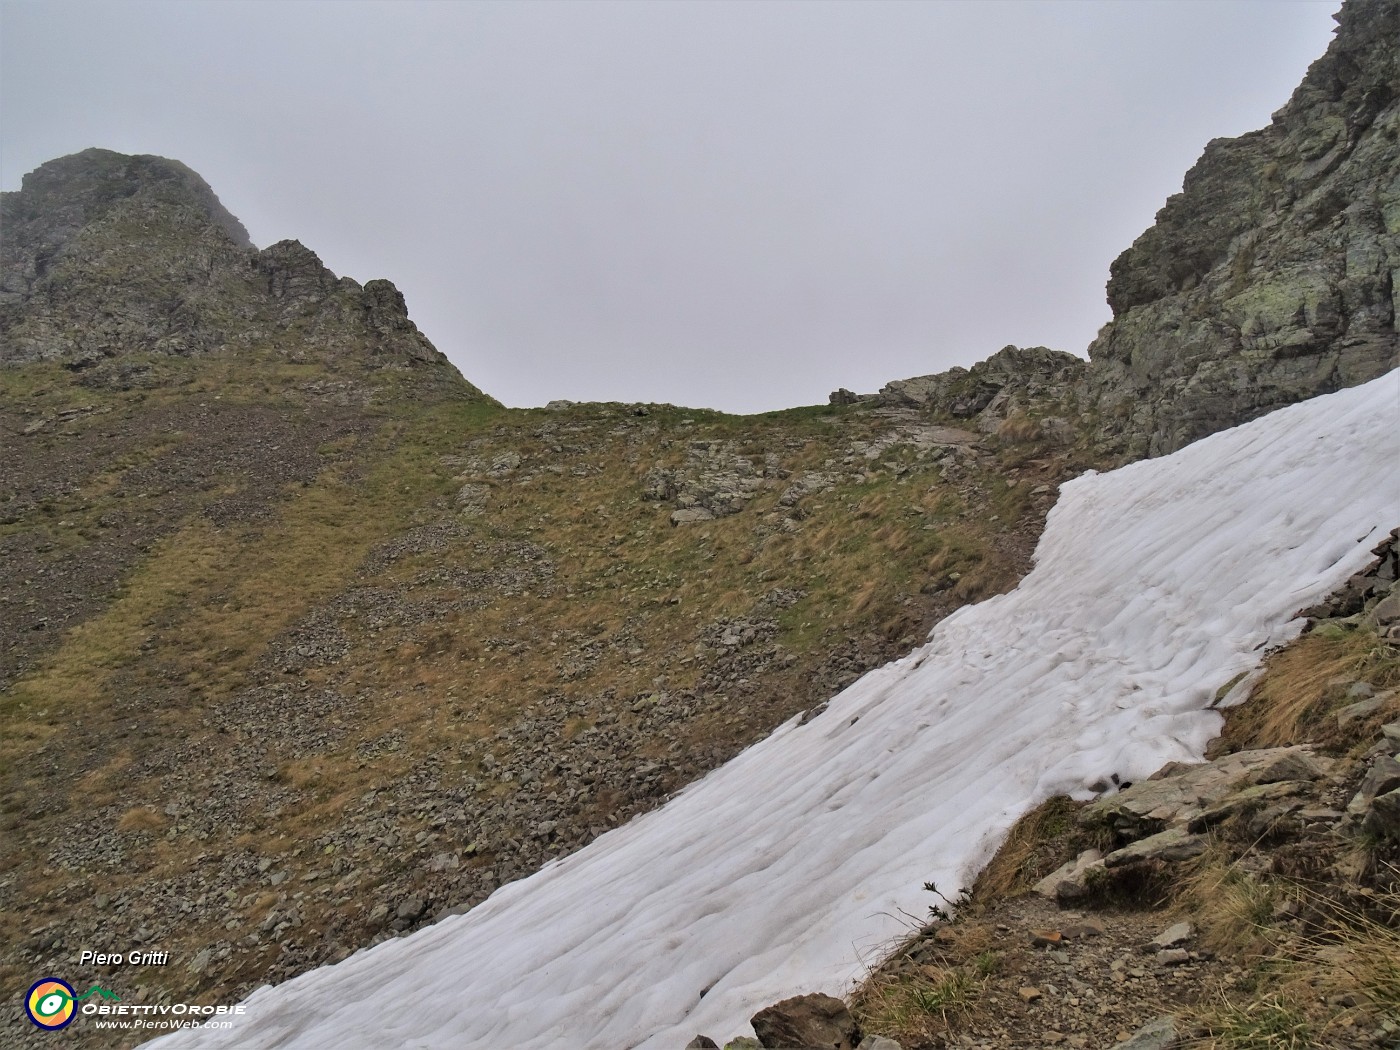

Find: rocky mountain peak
1104;0;1398;317
0;149;489;401
1;149;251;297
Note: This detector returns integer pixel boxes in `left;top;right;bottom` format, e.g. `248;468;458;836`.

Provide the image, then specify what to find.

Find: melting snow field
154;372;1399;1050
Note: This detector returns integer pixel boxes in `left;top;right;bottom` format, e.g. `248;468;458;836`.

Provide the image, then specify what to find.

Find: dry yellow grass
1174;845;1281;958
1185;876;1400;1048
116;806;166;832
971;795;1089;902
850;923;1000;1047
852;964;988;1046
996;412;1043;445
1212;623;1400;755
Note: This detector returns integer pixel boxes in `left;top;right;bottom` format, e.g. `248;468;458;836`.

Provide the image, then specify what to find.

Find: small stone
1348;755;1400;816
1297;806;1343;825
1151;921;1194;949
187;948;212;974
1251;750;1327;783
1030;929;1064;947
1372;592;1400;627
855;1038;904;1050
685;1038;719;1049
1033;849;1104;901
1363;788;1400;841
1104;827;1207;867
428;852;459;872
396;897;426;921
1062;921;1105;940
670;508;716;527
1157;948;1191;965
455;483;489;516
1019;986;1043;1002
1108;1016;1178;1050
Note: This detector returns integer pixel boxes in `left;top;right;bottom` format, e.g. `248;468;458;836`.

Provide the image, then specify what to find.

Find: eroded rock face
257;239;343;305
1088;0;1400;456
0;151;258;365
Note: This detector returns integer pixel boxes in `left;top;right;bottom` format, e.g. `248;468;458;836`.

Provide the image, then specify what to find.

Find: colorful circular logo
25;978;76;1029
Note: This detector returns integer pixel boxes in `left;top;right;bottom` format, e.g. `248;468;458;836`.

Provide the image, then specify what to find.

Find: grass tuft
1193;992;1313;1050
853;965;986;1046
1175;848;1280;958
1211;623;1400;755
1185;873;1400;1047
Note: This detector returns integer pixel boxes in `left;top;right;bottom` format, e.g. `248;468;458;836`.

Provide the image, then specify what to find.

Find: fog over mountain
0;1;1339;412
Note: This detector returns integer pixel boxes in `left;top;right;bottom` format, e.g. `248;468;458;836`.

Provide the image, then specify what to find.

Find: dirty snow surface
154;372;1400;1050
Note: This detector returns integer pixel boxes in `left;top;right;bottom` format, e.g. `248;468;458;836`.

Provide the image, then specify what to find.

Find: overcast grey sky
2;1;1339;412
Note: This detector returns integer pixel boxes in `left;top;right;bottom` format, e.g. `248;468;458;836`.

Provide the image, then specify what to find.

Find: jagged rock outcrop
0;148;488;397
1088;0;1399;455
865;345;1089;441
257;238;345;305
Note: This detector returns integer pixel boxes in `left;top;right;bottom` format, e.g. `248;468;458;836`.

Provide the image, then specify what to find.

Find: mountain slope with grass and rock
1;153;1079;1050
2;3;1397;1049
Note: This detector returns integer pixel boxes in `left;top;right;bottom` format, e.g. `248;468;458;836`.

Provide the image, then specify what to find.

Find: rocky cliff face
857;0;1397;459
1088;0;1399;456
0;148;484;399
